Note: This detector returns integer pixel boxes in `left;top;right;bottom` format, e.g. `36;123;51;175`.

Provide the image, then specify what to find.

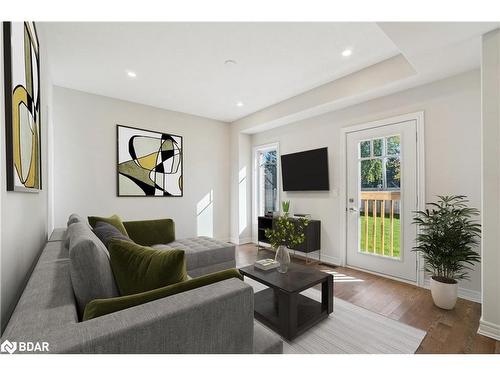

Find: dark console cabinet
257;216;321;261
257;216;274;243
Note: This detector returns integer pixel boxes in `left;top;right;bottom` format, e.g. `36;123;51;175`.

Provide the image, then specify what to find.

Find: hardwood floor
236;243;500;354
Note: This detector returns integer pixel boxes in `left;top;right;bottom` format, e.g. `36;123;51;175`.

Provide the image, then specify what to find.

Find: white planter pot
430;277;458;310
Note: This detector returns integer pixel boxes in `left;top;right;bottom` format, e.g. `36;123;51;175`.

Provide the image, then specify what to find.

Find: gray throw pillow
65;214;93;249
67;222;119;317
67;213;85;226
93;221;132;247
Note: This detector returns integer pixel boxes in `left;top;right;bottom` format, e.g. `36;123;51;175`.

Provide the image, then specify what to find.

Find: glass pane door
359;135;401;259
346;120;418;282
257;147;278;216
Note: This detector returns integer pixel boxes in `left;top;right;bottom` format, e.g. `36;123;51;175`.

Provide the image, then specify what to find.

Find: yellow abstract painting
3;21;41;192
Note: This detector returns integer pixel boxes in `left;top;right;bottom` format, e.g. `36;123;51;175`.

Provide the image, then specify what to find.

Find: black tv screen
281;147;329;191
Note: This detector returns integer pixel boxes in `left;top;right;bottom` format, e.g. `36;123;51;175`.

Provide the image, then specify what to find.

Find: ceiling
39;22;499;124
40;22;400;122
233;22;500;133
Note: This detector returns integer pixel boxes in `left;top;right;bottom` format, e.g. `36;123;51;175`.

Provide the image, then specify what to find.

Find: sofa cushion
186;261;236;278
65;214;89;249
66;214;92;248
38;240;69;264
1;259;79;339
63;229;72;250
93;221;132;247
122;218;175;246
67;213;86;226
108;239;187;296
83;268;242;321
88;214;128;236
68;222;119;316
152;237;235;271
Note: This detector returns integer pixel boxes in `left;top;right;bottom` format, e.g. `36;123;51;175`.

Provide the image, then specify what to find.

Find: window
359;136;400;191
256;145;279;217
358;135;401;258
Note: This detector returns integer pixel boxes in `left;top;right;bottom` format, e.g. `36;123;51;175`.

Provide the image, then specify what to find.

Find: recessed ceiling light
236;101;244;107
127;71;137;78
341;49;352;57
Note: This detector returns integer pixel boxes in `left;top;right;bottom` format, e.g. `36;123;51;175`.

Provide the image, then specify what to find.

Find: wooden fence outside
360;191;400;257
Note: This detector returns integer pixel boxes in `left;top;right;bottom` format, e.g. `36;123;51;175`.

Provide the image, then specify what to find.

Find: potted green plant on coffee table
264;201;309;273
412;195;481;310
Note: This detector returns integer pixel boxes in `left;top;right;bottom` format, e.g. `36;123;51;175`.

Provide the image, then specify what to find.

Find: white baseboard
239;237;253;244
302;252;342;266
457;287;482;303
320;255;343;266
423;279;481;303
478;319;500;341
230;236;253;245
286;249;342;266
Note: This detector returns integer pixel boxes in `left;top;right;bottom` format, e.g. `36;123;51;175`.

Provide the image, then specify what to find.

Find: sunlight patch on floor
321;270;364;283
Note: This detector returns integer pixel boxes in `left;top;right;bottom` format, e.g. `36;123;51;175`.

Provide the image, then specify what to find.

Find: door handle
349;207;359;213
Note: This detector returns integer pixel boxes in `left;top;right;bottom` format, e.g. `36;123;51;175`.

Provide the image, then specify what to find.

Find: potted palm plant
264;201;308;273
413;195;481;310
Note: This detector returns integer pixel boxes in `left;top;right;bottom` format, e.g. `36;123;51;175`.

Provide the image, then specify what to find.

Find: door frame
339;111;426;287
252;142;280;243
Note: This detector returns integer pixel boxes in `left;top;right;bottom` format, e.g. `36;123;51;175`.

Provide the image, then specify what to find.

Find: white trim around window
252;142;280;243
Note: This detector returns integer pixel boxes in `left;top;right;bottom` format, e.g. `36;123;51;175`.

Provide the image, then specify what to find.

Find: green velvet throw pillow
123;218;175;246
88;214;128;236
107;239;187;296
83;268;242;321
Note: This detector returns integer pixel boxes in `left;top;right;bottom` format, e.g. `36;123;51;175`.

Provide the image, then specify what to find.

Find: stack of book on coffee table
254;258;280;271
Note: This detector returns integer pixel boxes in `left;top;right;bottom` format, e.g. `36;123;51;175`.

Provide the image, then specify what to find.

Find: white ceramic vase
430;276;458;310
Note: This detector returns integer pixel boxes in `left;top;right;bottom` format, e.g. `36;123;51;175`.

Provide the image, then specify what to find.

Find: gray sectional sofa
152;237;236;278
1;215;283;354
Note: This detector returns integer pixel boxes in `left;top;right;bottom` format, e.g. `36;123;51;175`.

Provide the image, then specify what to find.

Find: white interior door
346;120;418;282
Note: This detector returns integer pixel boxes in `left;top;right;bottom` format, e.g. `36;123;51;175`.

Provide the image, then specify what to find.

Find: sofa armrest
38;278;254;353
122;218;175;246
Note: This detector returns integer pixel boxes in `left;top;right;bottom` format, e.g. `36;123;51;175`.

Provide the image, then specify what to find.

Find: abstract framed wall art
3;22;42;192
117;125;183;197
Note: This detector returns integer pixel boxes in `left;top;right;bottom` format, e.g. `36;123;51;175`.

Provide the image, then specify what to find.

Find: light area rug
244;277;427;354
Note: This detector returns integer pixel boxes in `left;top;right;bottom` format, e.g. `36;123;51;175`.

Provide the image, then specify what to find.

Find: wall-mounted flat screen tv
281;147;329;191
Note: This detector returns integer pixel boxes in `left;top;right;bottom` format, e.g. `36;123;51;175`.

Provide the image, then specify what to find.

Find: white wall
238;133;253;244
249;70;482;297
479;29;500;340
0;26;52;333
228;129;254;245
52;86;230;241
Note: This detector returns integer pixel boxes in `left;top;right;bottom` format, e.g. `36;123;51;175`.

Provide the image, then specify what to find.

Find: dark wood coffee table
239;262;333;341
